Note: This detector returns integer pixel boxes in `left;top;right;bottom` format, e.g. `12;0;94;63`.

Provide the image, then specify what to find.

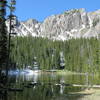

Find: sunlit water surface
0;69;100;100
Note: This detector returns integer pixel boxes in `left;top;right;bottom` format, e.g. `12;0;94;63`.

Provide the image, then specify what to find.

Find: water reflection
8;70;40;83
0;90;8;100
0;70;90;100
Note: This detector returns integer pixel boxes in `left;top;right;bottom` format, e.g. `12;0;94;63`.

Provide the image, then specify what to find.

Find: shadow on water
0;90;8;100
0;72;8;100
0;70;94;100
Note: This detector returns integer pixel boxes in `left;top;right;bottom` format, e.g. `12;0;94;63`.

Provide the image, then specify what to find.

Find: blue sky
13;0;100;21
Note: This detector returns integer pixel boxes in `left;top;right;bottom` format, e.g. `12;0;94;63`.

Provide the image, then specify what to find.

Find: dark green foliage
0;19;8;69
10;36;100;73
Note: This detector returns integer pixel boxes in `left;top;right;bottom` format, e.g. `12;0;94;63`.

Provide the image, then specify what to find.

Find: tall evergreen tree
0;0;8;70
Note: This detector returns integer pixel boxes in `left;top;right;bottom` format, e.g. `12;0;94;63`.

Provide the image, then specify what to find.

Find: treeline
10;36;100;73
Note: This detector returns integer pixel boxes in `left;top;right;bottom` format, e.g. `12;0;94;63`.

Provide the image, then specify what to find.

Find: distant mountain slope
7;8;100;40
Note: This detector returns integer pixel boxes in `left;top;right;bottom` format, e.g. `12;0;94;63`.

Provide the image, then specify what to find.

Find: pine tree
0;0;8;70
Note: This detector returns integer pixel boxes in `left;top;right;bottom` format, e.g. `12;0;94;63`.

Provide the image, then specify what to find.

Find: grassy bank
56;70;75;75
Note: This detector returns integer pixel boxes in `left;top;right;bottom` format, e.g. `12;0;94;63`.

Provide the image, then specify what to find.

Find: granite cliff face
8;8;100;40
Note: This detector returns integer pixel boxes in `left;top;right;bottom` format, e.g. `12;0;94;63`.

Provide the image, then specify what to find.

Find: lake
0;70;100;100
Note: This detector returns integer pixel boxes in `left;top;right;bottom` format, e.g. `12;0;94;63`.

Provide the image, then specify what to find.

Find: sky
10;0;100;21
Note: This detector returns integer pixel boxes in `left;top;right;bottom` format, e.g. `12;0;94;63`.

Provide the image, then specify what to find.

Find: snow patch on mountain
6;8;100;40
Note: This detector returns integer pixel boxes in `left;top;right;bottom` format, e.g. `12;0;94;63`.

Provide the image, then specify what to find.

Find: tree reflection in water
2;71;86;100
0;70;89;100
0;90;8;100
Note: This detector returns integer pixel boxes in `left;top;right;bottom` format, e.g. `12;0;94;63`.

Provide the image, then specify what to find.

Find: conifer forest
11;36;100;73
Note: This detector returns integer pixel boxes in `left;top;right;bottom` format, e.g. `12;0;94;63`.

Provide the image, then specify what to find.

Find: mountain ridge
7;8;100;41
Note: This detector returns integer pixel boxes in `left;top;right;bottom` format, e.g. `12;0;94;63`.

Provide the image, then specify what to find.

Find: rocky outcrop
8;8;100;40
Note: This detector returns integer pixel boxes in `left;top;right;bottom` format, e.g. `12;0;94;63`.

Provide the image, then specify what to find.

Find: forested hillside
11;36;100;73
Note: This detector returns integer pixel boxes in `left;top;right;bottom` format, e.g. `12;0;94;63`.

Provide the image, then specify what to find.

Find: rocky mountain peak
7;9;100;40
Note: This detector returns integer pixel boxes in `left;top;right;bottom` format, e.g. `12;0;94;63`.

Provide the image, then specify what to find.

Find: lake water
0;70;100;100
